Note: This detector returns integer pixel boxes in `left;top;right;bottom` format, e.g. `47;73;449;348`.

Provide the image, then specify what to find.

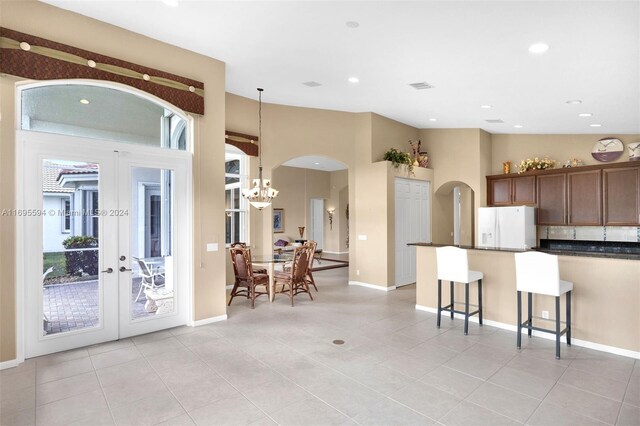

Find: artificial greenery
383;148;414;172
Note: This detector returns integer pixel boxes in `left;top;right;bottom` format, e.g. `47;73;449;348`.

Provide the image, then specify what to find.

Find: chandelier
242;88;278;210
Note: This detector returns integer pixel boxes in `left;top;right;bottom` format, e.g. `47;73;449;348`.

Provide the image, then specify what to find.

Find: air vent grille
485;119;504;123
302;81;322;87
409;82;435;90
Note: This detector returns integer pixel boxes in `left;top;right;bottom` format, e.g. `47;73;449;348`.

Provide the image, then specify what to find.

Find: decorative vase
503;161;511;174
298;227;305;239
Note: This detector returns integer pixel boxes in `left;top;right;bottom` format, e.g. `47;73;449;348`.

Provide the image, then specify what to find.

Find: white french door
21;131;191;358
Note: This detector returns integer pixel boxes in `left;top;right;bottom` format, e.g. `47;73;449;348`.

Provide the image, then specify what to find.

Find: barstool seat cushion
468;270;484;283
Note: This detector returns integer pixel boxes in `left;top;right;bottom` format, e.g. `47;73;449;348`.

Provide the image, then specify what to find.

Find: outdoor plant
383;148;414;172
62;235;99;277
517;157;556;174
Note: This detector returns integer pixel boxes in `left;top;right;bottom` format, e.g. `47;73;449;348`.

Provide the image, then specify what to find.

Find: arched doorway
17;81;193;357
434;181;475;246
271;155;350;272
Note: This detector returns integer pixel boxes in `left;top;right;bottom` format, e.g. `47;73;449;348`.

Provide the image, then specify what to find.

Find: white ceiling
44;1;640;134
281;155;347;172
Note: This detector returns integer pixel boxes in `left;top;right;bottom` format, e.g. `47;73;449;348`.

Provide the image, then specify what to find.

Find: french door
21;131;191;358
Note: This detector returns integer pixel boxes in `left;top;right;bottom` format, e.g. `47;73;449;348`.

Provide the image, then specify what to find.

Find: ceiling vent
302;81;322;87
485;119;504;123
409;82;435;90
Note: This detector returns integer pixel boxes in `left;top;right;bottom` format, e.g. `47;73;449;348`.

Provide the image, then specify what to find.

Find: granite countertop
408;242;640;260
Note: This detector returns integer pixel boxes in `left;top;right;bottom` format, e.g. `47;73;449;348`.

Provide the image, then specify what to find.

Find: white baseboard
322;251;349;255
190;314;228;327
0;359;19;371
349;281;396;291
415;304;640;360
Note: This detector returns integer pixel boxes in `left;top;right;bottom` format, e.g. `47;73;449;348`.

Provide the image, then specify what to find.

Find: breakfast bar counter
412;244;640;355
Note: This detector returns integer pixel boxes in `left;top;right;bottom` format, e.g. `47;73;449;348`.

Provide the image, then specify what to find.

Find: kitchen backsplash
538;226;640;243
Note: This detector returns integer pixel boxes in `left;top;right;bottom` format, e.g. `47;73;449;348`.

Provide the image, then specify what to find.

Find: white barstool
514;252;573;359
435;246;484;335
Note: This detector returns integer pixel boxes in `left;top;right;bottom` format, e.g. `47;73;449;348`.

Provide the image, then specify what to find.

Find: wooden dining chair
283;241;319;291
273;245;313;306
230;242;267;274
229;246;270;309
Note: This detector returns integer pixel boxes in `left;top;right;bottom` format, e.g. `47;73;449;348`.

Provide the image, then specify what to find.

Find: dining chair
229;245;270;309
273;245;313;306
283;240;319;291
231;242;267;274
133;257;166;303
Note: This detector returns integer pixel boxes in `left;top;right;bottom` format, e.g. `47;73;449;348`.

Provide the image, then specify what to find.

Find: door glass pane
130;167;175;320
21;85;187;150
42;160;100;335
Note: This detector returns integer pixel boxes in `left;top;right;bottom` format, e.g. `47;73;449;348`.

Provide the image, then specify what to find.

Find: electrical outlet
542;310;549;320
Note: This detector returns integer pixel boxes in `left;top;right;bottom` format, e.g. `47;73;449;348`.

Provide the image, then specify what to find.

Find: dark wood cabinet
603;167;640;225
536;173;567;225
487;175;536;206
487;162;640;226
567;170;602;225
513;175;536;205
489;178;512;205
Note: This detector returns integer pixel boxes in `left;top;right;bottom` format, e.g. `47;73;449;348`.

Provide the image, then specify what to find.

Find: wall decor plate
592;138;624;162
628;142;640;161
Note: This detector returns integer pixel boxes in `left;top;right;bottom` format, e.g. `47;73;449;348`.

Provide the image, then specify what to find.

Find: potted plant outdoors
383;148;414;173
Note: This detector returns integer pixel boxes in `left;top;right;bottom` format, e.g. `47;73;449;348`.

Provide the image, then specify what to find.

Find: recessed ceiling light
428;118;437;122
345;21;360;29
566;99;582;105
528;42;549;54
162;0;179;7
578;113;593;117
348;77;359;83
314;162;320;165
79;99;90;105
590;124;602;128
480;105;492;109
514;124;523;128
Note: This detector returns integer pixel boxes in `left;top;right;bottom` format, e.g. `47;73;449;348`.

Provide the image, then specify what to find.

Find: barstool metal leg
527;292;533;338
450;281;454;319
437;279;442;328
517;290;522;350
566;291;572;347
478;279;483;326
555;295;561;359
464;282;470;335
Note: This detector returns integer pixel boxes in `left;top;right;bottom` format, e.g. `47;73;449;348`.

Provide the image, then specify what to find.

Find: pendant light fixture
242;88;278;210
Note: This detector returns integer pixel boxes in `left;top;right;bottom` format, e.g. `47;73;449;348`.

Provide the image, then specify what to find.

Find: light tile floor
2;268;638;426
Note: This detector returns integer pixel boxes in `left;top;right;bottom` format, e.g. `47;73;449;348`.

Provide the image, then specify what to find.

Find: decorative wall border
225;130;259;157
0;27;205;115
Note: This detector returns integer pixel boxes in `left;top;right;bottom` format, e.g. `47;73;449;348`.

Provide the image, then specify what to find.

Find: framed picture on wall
273;208;284;233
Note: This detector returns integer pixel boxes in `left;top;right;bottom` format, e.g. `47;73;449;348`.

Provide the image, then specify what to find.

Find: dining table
252;253;293;302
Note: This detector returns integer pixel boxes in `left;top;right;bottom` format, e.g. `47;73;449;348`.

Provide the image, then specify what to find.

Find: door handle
119;266;132;272
101;268;114;274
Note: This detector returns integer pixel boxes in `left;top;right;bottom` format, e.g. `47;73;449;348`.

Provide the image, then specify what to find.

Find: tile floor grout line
87;352;118;426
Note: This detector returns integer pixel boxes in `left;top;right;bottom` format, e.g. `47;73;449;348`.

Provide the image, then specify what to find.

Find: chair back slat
515;251;561;296
436;246;469;283
305;241;317;270
133;257;152;277
291;246;310;281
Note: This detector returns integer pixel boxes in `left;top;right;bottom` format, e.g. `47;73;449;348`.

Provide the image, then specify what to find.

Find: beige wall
326;170;349;253
491;134;640;176
0;1;227;362
416;246;640;352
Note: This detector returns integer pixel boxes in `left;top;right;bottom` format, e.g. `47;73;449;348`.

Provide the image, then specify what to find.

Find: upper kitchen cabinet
603;167;640;225
537;173;567;225
567;170;602;226
487;175;536;206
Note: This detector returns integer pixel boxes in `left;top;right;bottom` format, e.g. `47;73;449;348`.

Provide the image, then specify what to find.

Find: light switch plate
206;243;219;252
358;235;368;241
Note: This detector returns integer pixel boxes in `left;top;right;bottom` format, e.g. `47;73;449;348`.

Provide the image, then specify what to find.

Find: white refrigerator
477;206;536;249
